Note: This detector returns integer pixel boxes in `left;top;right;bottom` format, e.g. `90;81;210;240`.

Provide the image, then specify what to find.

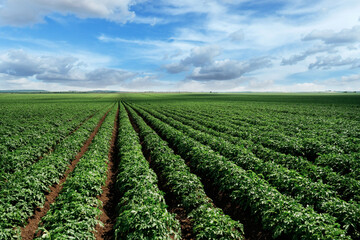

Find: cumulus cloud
282;24;360;66
164;45;221;73
0;0;137;26
183;45;222;67
303;25;360;45
164;63;190;74
0;49;136;87
188;57;272;81
308;55;360;70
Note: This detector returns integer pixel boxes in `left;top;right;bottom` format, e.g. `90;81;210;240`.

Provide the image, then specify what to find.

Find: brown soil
20;108;111;240
95;104;120;240
125;105;196;240
127;104;282;240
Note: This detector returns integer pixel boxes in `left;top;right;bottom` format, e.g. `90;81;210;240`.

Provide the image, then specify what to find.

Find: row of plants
315;152;360;181
35;106;117;239
0;103;89;151
126;104;244;239
0;103;106;177
172;101;360;142
0;102;104;153
165;107;329;159
140;107;360;239
162;103;358;160
0;106;110;239
156;107;360;203
162;104;359;159
130;104;350;240
113;104;181;239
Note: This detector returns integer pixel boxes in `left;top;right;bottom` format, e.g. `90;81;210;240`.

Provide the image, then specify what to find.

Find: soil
20;108;111;240
95;104;120;240
125;105;196;240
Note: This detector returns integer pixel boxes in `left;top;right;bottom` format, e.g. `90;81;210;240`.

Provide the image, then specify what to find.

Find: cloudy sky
0;0;360;92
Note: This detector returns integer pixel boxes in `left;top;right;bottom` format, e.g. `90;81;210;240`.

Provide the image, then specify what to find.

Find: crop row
126;104;244;239
163;105;359;159
1;112;99;179
130;104;350;240
0;103;98;151
155;107;360;203
0;107;110;239
0;102;105;157
170;102;360;143
114;103;181;239
139;106;360;239
36;105;117;239
316;153;360;181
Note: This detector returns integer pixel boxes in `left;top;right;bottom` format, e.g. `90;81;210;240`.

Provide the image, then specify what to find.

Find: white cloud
188;57;272;81
308;55;360;69
321;74;360;86
2;0;360;92
164;45;222;73
164;63;189;74
248;79;274;89
98;34;163;46
155;0;226;16
0;0;137;26
229;29;244;42
303;25;360;45
98;34;197;59
119;76;175;91
176;78;247;92
181;45;222;67
0;49;136;88
281;45;335;65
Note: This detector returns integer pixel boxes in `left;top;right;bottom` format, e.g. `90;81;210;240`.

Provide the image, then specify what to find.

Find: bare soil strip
95;104;120;240
128;105;274;240
20;108;111;240
126;106;196;240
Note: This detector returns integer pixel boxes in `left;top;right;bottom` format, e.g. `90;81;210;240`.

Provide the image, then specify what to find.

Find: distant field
1;93;360;240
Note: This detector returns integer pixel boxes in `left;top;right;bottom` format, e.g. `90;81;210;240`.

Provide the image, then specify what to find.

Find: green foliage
0;107;110;238
114;104;181;240
0;101;105;176
133;105;351;240
1;93;359;240
36;106;116;239
189;204;244;240
127;105;244;239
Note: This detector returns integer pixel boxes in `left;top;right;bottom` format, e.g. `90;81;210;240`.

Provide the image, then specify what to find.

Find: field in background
1;92;360;240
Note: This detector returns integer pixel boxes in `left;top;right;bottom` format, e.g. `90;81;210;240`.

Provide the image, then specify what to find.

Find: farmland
0;93;360;239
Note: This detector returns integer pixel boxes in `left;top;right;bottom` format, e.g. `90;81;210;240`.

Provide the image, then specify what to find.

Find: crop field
0;93;360;240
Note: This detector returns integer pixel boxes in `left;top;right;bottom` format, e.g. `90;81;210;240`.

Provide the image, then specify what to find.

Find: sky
0;0;360;92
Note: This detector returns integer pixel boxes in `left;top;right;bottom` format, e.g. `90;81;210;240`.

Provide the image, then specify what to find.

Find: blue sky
0;0;360;92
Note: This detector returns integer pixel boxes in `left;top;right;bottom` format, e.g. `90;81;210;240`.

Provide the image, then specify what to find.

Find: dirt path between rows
20;108;112;240
95;103;120;240
125;104;196;240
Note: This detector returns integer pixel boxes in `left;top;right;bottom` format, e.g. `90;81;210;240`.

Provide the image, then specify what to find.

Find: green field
1;93;360;240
